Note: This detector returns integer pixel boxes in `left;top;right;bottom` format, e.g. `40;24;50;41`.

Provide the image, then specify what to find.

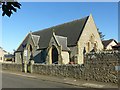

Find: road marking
82;83;104;88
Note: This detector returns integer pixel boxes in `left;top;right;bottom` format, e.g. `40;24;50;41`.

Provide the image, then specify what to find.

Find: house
112;42;120;50
0;47;8;62
102;39;118;50
4;54;15;62
15;14;103;65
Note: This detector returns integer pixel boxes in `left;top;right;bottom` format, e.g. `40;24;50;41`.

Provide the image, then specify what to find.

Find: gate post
24;60;27;73
22;62;24;72
30;60;34;73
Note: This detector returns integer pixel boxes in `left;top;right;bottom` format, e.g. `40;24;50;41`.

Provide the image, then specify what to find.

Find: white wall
106;41;117;50
0;48;4;62
0;48;8;62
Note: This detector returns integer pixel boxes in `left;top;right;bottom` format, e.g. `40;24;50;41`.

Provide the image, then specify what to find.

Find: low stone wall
2;63;22;72
33;51;120;84
2;50;120;84
33;64;85;78
84;50;120;83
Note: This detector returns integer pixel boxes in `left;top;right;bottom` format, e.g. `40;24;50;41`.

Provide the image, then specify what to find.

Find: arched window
87;42;90;52
94;42;98;51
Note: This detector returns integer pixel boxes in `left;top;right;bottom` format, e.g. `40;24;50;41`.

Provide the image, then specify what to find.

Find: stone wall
2;63;22;72
33;64;84;78
84;50;120;83
2;50;120;84
33;50;120;84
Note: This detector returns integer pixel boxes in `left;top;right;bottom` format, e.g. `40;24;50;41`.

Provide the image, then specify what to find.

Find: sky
1;2;118;52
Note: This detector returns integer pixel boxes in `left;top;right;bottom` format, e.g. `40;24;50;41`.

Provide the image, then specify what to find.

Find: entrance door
52;46;58;64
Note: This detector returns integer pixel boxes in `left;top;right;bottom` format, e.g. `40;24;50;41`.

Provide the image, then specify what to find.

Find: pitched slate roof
55;35;70;51
17;34;29;52
0;47;7;53
31;34;40;47
102;39;117;48
17;16;89;51
4;54;14;58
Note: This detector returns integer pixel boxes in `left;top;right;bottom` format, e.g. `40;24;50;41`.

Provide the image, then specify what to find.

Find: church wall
15;34;39;64
15;52;22;64
68;46;78;63
33;50;42;63
77;14;104;64
61;51;69;64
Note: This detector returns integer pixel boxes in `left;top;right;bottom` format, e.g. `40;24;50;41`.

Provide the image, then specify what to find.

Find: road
2;72;82;88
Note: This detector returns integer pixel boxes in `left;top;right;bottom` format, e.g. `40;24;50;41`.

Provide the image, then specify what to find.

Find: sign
24;50;27;56
115;66;120;71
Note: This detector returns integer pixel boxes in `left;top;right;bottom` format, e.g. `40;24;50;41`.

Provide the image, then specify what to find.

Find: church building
15;14;103;65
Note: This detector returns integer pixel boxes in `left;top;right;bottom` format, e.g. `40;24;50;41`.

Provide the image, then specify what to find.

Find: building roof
55;35;70;51
112;42;120;48
0;46;8;53
17;34;29;52
31;34;40;47
102;39;117;48
118;42;120;46
17;16;89;51
4;54;14;58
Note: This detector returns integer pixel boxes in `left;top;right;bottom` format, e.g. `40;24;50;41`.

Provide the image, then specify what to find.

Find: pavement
2;70;119;89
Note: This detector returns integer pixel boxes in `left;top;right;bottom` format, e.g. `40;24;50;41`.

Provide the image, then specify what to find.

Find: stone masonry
33;50;120;84
2;50;120;84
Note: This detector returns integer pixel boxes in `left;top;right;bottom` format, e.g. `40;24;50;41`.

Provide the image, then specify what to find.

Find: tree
97;28;105;40
0;0;21;17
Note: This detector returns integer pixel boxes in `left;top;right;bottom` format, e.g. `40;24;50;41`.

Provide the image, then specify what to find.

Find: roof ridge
33;16;89;34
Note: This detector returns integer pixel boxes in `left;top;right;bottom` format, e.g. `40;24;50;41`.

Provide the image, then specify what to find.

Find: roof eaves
62;49;71;52
16;33;30;51
113;39;118;44
53;33;60;46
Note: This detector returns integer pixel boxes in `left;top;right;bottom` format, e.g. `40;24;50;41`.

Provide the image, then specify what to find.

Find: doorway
52;46;58;64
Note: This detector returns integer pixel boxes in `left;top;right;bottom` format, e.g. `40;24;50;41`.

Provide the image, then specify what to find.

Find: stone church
15;14;103;65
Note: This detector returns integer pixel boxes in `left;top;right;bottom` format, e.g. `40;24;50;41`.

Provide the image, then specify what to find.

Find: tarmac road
1;71;118;90
2;71;82;88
